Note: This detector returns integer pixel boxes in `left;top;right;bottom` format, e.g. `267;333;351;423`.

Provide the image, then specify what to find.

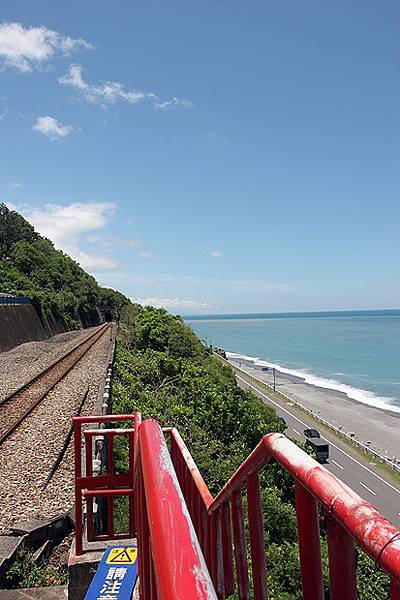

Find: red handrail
166;428;400;600
74;415;400;599
136;419;217;599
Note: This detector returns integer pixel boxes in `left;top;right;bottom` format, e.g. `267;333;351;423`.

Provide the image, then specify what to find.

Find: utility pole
273;367;276;392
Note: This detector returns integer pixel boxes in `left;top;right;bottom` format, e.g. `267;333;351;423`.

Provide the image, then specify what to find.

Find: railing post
295;482;324;600
85;433;94;542
201;503;208;552
133;411;141;471
137;461;151;600
231;490;250;600
73;419;83;556
391;579;400;600
205;514;212;571
194;491;202;540
128;429;135;537
211;510;225;599
247;473;267;600
107;433;114;537
221;502;234;596
189;476;196;524
210;512;218;588
327;519;357;600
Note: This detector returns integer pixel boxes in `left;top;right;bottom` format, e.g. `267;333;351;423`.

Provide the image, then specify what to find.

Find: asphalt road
236;372;400;527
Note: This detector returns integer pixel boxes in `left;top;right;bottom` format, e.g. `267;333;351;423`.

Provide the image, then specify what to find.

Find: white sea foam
226;351;400;414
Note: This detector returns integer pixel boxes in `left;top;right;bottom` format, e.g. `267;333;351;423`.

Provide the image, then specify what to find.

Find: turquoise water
187;310;400;411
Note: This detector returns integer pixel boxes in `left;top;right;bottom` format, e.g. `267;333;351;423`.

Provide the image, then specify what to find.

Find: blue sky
1;1;399;314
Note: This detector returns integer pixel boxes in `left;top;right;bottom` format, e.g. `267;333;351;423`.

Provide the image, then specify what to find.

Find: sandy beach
228;358;400;462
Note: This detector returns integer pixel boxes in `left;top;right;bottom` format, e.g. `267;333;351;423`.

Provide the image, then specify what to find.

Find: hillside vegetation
0;203;130;328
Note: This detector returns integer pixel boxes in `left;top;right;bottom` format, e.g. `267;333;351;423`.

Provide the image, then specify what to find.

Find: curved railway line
0;323;111;447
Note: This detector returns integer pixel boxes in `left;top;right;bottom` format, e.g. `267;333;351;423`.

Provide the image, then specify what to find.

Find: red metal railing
73;414;400;598
73;414;217;597
73;414;136;556
165;427;400;600
136;419;218;599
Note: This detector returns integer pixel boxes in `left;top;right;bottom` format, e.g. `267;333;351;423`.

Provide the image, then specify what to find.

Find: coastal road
236;372;400;527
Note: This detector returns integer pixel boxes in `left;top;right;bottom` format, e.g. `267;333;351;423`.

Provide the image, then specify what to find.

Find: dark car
278;416;287;429
306;438;329;463
304;428;320;439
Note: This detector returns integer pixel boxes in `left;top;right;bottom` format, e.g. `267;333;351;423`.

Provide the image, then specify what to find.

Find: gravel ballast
0;327;100;399
0;325;114;533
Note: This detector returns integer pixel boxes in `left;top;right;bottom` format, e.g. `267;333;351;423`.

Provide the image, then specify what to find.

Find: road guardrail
218;354;400;476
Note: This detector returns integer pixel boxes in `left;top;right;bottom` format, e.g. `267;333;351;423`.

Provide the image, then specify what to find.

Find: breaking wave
226;351;400;414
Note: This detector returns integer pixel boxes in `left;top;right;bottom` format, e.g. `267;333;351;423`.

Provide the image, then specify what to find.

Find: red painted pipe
168;428;214;508
208;432;400;589
231;491;250;600
247;473;268;600
138;419;217;599
391;579;400;600
221;502;234;596
73;419;83;556
295;482;324;600
262;433;400;585
327;519;357;599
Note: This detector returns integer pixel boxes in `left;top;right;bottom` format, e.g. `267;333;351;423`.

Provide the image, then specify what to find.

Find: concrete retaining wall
0;305;66;352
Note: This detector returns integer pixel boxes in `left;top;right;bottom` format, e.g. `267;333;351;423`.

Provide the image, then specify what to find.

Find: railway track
0;323;111;447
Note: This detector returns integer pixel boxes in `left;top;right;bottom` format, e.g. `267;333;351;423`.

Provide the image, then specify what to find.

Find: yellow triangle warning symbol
106;547;138;564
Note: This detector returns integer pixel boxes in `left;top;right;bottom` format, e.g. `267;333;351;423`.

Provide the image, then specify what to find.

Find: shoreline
226;355;400;461
226;350;400;414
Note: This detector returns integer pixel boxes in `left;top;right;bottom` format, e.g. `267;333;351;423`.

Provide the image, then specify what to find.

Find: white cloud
59;64;194;111
59;65;147;106
87;234;142;249
211;250;223;257
7;181;23;190
132;297;218;312
0;22;92;72
139;251;155;258
33;116;77;140
68;249;117;270
18;201;118;270
101;272;292;292
153;97;194;111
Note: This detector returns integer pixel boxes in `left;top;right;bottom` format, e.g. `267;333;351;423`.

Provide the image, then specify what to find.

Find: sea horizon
185;308;400;320
187;309;400;413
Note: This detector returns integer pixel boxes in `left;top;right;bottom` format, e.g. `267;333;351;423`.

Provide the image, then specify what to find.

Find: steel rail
0;323;109;407
0;323;111;447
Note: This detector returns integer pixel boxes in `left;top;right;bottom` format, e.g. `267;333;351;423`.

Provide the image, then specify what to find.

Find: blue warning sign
84;546;138;600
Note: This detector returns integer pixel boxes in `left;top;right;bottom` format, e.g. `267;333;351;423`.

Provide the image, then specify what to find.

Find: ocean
187;310;400;412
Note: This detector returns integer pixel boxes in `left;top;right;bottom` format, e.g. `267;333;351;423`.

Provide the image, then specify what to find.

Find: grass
1;551;67;590
114;496;130;535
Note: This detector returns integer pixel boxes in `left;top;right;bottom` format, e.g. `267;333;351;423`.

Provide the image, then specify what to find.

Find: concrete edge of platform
0;514;73;587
